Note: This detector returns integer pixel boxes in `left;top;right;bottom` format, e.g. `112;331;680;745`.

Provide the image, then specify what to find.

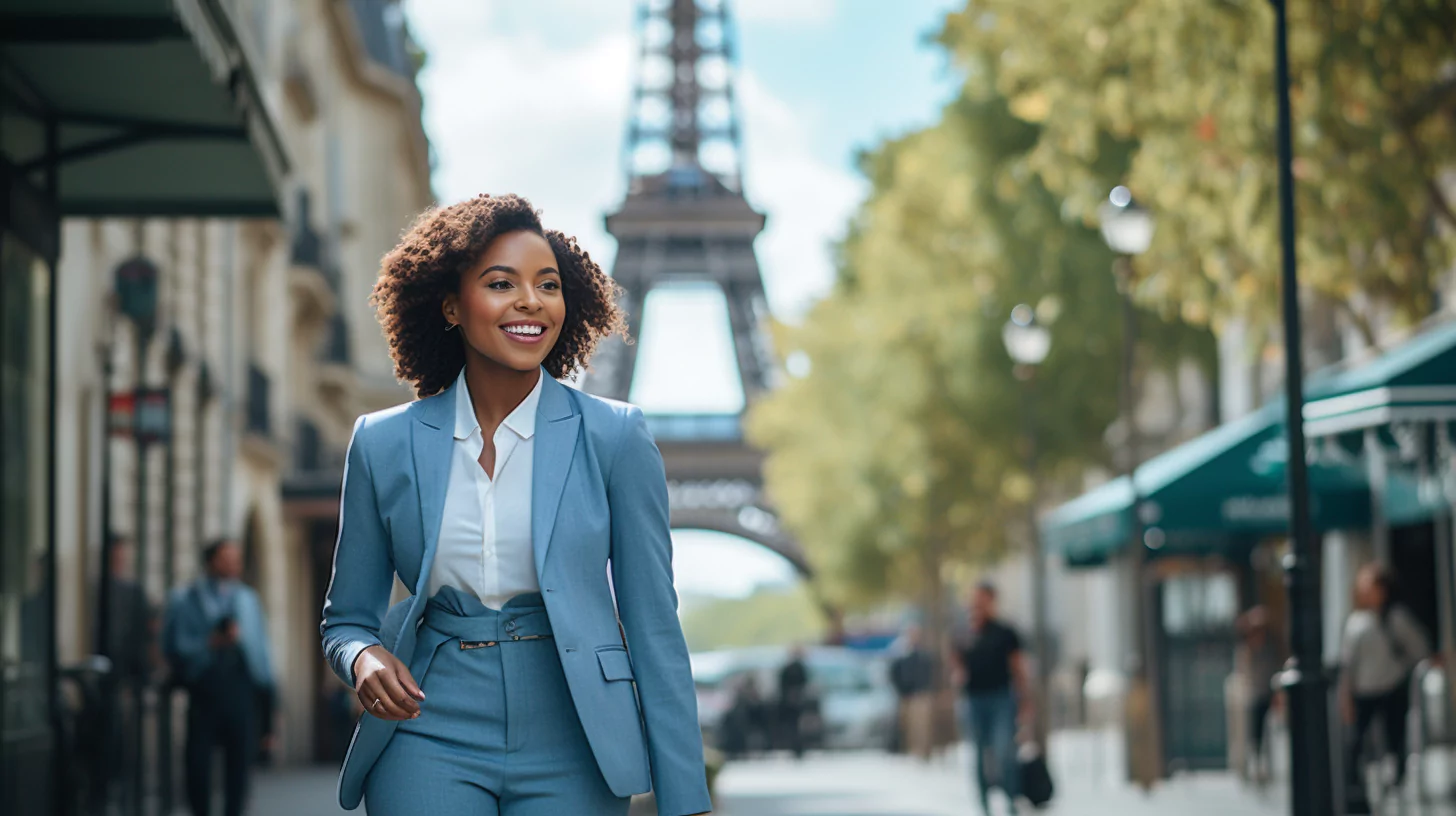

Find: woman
1340;563;1430;795
320;194;711;815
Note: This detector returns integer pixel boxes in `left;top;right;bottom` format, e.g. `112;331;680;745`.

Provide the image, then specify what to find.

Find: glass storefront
1;229;55;814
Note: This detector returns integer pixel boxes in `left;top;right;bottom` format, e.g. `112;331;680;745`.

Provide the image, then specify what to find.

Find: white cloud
737;70;864;318
732;0;839;24
405;0;635;259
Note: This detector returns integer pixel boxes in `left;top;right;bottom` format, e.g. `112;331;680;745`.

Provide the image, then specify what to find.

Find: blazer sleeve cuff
329;633;381;689
653;787;714;816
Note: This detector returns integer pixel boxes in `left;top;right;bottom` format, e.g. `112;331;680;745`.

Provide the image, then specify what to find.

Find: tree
746;58;1213;631
941;0;1456;342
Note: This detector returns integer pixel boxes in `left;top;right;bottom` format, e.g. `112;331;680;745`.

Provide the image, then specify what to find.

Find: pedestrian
99;537;156;807
1234;605;1282;783
953;581;1033;816
321;195;710;815
162;539;276;816
1340;563;1430;800
777;646;811;759
889;625;937;760
721;673;764;758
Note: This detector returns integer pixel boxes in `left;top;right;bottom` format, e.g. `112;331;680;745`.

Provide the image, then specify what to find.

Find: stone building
36;1;431;808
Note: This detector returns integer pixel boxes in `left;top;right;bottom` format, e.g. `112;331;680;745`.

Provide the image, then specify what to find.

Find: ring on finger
371;698;383;712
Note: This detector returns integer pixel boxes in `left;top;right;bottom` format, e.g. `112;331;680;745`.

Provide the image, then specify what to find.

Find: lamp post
1267;1;1333;813
1098;186;1161;788
1003;303;1052;744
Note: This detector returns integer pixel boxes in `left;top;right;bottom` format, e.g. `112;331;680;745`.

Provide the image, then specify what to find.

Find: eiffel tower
584;0;775;403
582;0;807;575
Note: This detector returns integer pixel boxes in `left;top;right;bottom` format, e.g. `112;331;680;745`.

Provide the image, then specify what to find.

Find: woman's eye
487;280;512;290
541;280;561;291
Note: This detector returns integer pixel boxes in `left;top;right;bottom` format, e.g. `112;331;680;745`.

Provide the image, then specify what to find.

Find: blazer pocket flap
596;647;635;682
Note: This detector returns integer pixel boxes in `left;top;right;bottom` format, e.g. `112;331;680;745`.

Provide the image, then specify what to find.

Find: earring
445;322;457;332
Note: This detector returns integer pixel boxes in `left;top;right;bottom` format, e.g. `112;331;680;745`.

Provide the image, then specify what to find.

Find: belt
419;589;553;653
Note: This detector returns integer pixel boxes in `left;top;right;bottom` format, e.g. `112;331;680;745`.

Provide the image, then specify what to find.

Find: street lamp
1267;0;1332;813
1003;303;1051;368
1099;186;1154;257
1098;186;1161;789
1003;303;1051;744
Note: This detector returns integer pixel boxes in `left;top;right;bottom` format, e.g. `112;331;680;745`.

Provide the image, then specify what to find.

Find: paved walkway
243;730;1456;815
247;751;1280;816
709;749;1286;816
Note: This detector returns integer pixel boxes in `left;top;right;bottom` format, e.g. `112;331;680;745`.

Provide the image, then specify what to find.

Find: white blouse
426;369;543;608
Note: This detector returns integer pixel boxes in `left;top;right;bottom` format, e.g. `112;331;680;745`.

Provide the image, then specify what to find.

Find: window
1;230;54;810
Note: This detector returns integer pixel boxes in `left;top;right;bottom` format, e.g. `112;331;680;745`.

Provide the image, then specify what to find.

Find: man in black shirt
954;582;1031;816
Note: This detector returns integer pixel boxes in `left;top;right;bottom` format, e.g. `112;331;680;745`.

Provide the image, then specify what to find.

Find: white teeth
504;325;543;335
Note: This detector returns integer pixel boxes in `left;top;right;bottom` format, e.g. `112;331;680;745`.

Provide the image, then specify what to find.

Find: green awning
1043;404;1369;568
1;0;287;216
1040;475;1136;567
1304;320;1456;438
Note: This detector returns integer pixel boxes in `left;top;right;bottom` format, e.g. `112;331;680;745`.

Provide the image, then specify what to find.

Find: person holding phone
162;539;276;816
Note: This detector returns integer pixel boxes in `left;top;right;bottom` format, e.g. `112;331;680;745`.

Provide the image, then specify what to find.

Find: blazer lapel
411;386;456;595
532;375;581;579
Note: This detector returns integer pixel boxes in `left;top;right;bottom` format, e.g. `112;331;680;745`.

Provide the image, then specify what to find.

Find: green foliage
747;54;1212;608
679;587;828;653
941;0;1456;338
750;0;1448;611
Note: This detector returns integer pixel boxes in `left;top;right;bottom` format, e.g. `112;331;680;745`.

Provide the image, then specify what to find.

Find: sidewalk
243;729;1456;815
246;759;1286;816
709;747;1288;816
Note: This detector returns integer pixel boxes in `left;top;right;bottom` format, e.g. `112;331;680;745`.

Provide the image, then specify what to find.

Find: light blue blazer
320;371;710;815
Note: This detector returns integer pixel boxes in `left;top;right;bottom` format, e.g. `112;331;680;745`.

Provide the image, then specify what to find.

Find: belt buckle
459;640;498;651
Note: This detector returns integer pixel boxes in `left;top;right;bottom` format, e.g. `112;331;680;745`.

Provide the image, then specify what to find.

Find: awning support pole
1432;427;1455;659
1366;427;1391;564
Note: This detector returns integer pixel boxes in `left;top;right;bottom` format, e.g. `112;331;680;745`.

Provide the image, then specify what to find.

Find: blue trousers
965;688;1019;812
363;589;629;815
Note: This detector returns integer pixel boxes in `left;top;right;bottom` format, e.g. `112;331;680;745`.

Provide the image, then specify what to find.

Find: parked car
690;646;896;753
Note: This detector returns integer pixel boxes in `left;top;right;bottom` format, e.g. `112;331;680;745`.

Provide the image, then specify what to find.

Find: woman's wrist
352;645;379;687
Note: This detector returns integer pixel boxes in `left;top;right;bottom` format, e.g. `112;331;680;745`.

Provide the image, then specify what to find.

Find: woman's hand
353;645;425;721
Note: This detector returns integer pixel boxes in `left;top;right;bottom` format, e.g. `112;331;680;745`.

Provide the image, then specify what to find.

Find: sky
404;0;961;597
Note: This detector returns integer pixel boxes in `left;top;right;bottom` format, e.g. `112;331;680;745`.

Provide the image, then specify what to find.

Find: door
1157;571;1239;771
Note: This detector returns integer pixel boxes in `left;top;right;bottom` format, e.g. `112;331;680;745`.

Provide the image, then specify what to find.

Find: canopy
1043;404;1369;567
1304;320;1456;438
2;0;287;216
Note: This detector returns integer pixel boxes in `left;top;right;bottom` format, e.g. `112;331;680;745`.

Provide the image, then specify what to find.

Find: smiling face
442;229;566;374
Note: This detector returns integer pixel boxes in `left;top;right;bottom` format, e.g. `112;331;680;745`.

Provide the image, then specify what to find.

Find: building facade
36;1;431;811
1038;269;1456;782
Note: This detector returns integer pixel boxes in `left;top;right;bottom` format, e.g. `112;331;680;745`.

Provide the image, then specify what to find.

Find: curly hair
371;194;626;397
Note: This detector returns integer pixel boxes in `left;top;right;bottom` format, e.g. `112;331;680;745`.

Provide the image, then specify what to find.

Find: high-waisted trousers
363;587;629;815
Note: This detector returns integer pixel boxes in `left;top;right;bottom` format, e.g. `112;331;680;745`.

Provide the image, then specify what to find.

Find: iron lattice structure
583;0;776;403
